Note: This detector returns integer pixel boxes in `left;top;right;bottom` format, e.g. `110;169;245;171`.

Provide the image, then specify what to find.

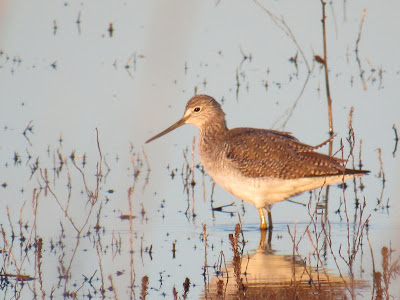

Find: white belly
206;166;352;209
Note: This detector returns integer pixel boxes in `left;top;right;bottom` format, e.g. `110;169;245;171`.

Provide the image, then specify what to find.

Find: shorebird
146;95;369;230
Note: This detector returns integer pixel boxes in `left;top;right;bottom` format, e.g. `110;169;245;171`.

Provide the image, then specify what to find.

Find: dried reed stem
202;224;209;296
320;0;334;136
140;276;149;300
108;274;118;300
229;224;246;299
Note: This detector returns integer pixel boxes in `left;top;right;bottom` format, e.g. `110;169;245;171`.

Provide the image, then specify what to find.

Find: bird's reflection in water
204;229;366;299
258;229;272;251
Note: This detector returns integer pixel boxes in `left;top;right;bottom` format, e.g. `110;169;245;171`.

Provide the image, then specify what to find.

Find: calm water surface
0;0;399;298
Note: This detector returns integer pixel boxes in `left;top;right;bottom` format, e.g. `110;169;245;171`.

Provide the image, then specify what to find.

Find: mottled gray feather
224;128;365;179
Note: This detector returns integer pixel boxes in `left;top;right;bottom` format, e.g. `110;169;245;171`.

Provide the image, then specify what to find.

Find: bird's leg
258;208;267;230
259;229;266;249
266;205;273;230
258;228;272;251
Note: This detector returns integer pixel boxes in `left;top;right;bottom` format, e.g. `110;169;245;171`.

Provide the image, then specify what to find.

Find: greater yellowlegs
146;95;369;230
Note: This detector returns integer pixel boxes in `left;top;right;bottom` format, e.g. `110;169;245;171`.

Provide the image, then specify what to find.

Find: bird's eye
194;107;201;112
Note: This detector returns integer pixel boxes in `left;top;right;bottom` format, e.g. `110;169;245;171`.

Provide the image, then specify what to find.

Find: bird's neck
198;120;228;167
199;119;228;140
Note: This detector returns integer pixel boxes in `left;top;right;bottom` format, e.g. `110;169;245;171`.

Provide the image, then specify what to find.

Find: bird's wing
225;128;345;179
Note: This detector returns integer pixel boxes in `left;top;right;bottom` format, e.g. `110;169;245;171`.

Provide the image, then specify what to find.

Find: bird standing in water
146;95;369;230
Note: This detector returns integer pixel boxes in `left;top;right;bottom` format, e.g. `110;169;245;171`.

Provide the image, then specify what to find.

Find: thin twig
320;0;334;136
355;9;367;91
392;124;399;157
254;0;315;130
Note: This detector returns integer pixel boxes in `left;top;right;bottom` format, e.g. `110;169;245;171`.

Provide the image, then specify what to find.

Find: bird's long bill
145;117;186;144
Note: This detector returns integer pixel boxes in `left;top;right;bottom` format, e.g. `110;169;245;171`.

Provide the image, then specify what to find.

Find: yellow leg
258;208;267;230
259;207;273;230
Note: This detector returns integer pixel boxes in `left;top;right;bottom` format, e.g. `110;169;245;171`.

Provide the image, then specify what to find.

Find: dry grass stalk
229;224;246;299
95;228;106;297
319;0;334;136
141;146;151;190
128;184;136;298
108;274;118;300
183;277;191;299
191;136;196;217
214;250;229;297
202;224;209;296
140;275;149;300
368;233;400;300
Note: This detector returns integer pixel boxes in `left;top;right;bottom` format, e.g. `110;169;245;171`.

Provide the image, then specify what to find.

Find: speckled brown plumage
223;128;362;179
146;94;369;229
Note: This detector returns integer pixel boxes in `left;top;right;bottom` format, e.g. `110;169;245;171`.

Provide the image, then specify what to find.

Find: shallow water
1;0;399;299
